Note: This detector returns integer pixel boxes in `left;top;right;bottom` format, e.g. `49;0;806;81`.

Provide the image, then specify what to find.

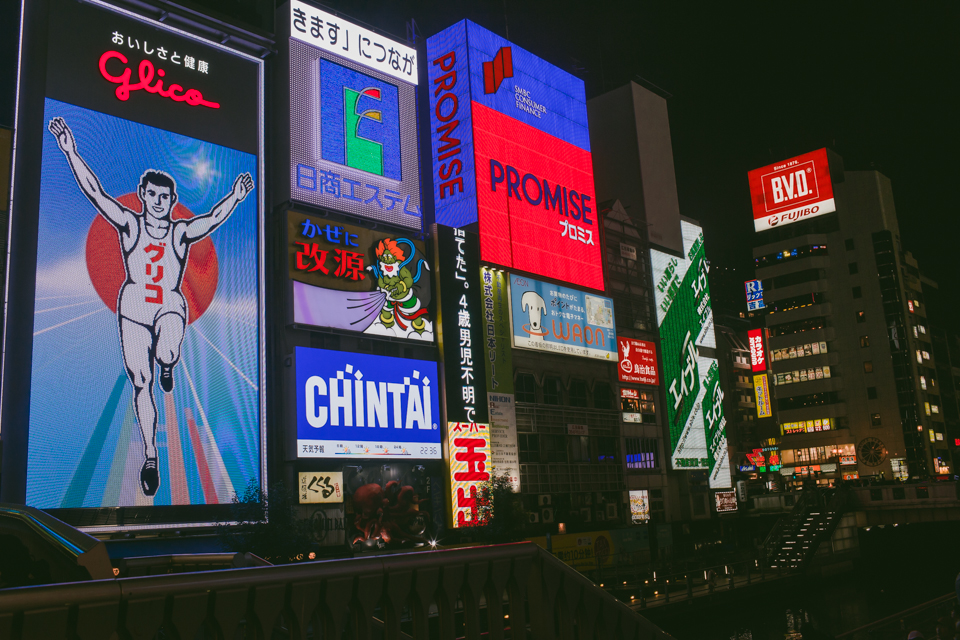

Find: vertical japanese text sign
435;226;488;426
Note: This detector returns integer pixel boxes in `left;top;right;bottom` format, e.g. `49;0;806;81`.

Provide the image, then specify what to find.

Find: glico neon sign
98;50;220;109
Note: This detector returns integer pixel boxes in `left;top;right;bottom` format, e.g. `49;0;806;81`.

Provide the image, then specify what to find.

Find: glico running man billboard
4;0;264;522
284;1;422;230
651;221;730;489
748;148;835;232
295;347;441;459
426;21;603;290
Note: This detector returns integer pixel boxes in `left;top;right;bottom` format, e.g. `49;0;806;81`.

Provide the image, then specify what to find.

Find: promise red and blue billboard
426;21;603;291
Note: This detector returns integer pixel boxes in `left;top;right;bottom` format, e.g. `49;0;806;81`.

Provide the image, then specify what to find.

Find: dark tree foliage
469;474;527;544
216;480;317;563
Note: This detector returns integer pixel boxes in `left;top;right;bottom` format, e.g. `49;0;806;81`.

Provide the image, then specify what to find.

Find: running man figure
48;117;254;496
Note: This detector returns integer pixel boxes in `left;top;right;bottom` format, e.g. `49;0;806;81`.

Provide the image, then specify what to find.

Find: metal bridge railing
0;541;674;640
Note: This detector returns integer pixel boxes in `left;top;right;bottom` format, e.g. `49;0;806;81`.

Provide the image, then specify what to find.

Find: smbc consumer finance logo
320;59;401;180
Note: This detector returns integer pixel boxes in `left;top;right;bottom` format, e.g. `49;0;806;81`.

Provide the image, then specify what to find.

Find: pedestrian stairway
763;487;849;570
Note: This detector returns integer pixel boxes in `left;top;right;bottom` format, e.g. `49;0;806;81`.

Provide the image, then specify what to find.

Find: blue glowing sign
295;346;441;459
320;59;401;181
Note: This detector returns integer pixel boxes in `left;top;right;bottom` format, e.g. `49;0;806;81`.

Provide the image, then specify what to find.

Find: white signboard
289;0;418;84
488;392;520;492
298;471;344;504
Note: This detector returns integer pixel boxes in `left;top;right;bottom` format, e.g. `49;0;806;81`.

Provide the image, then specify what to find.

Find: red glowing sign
474;104;603;290
748;328;766;372
99;50;220;109
748;148;834;232
617;336;659;385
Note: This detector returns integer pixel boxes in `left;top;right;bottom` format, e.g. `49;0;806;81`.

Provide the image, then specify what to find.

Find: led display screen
618;337;659;385
288;211;433;341
287;2;421;229
18;0;263;517
651;220;730;488
748;328;766;372
508;274;617;361
748;148;835;232
295;346;441;459
426;21;603;290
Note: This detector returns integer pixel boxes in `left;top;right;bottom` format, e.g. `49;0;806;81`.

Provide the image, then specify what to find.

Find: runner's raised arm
47;117;133;232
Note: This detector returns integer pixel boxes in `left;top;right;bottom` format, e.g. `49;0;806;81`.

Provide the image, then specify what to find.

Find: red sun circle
85;193;218;324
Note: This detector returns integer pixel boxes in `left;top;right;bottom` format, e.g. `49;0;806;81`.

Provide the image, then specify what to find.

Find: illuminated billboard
754;374;772;418
285;1;421;229
748;328;766;372
508;274;617;361
288;211;433;341
651;220;730;488
745;279;765;311
426;21;603;290
629;490;650;524
748;148;835;232
715;491;738;513
448;422;493;528
8;0;263;521
294;346;441;459
618;337;659;385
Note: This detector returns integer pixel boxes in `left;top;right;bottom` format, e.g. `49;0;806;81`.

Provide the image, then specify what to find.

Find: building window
924;402;931;416
852;286;862;299
625;438;659;470
860;335;870;347
848;262;859;275
863;361;873;373
596;437;618;463
569;379;588;408
569;435;590;462
920;376;927;390
772;341;828;362
773;366;831;386
867;386;877;399
857;311;866;323
516;373;537;403
845;238;855;250
594;382;614;409
543;376;562;405
541;435;567;462
518;434;540;463
871;413;882;426
922;350;931;361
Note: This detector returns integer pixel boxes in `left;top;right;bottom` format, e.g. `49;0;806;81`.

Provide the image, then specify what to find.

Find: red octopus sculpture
351;481;430;546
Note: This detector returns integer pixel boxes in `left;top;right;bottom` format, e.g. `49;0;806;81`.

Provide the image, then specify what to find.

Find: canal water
642;521;960;640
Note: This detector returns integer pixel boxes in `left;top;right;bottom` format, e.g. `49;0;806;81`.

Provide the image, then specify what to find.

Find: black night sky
2;0;958;321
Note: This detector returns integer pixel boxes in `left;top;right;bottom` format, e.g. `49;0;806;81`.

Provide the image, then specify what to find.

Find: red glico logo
483;47;513;94
98;50;220;109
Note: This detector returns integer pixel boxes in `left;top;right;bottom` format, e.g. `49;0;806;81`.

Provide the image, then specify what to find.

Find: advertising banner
748;148;835;232
629;490;650;524
17;0;263;515
295;346;441;459
748;328;766;372
426;21;603;290
435;226;489;426
288;211;433;341
529;530;616;568
448;422;492;528
745;279;765;311
715;491;738;513
298;471;344;504
617;337;659;385
651;220;730;488
481;267;514;393
286;1;421;229
754;374;772;418
488;393;520;492
509;274;617;361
